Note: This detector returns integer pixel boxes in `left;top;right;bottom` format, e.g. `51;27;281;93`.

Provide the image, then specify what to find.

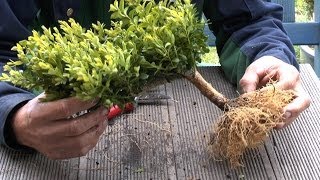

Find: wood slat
205;23;320;46
284;23;320;45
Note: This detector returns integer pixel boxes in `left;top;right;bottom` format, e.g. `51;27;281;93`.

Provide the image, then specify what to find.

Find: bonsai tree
0;0;294;167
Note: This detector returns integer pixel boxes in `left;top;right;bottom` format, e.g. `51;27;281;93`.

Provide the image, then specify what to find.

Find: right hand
239;56;311;129
11;93;108;159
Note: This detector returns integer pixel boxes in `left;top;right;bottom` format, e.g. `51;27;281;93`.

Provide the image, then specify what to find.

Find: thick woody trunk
184;70;229;111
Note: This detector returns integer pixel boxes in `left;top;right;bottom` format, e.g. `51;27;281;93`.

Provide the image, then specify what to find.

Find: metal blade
134;93;172;104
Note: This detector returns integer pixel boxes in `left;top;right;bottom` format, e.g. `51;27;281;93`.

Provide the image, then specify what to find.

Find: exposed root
208;85;295;167
132;118;171;133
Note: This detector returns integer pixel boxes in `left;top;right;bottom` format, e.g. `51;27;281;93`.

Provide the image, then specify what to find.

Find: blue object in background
204;0;320;77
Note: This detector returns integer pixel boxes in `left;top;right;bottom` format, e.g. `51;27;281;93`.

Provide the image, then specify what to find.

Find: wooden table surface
1;64;320;180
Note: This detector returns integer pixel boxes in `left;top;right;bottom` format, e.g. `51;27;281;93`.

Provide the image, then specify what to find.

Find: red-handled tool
106;93;172;120
107;103;135;120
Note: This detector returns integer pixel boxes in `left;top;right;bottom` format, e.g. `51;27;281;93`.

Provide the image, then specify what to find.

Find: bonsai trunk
184;69;229;110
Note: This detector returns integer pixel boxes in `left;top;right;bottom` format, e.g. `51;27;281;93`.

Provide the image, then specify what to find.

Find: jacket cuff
0;93;35;152
254;49;299;71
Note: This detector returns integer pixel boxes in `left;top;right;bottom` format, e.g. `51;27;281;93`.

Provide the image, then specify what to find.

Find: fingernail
284;111;292;119
102;108;109;116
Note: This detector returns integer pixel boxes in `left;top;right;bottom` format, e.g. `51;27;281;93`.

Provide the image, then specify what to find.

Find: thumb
239;70;260;93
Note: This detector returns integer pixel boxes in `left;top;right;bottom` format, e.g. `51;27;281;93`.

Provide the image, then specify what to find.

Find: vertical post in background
271;0;295;22
314;0;320;76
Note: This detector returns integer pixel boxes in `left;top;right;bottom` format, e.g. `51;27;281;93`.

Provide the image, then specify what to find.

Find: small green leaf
134;168;144;173
140;73;149;80
0;73;10;81
173;58;180;63
165;42;171;48
119;0;124;11
110;4;117;12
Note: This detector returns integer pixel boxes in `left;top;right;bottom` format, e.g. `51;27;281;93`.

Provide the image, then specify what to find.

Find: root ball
208;85;295;167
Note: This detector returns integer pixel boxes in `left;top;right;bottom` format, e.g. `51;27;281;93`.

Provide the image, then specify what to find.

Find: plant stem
184;69;229;110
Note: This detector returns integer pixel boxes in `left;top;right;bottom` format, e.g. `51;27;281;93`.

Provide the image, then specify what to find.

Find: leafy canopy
0;0;209;107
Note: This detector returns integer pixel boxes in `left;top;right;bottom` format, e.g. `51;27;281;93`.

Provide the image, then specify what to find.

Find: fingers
65;106;107;136
45;120;107;159
239;65;270;93
48;106;108;137
275;87;311;129
239;70;259;93
239;60;278;93
29;95;99;122
273;67;299;90
240;56;299;93
65;107;108;136
239;56;278;93
64;120;107;159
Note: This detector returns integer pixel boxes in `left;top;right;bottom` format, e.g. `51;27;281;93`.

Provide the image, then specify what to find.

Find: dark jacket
0;0;298;150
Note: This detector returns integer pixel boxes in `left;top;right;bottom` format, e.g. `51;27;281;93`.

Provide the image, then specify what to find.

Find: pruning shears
107;93;172;120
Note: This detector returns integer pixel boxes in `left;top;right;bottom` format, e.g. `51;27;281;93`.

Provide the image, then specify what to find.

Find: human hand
239;56;311;129
11;93;108;159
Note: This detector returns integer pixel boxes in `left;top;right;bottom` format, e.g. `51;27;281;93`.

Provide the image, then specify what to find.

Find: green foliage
200;47;219;64
0;0;209;107
296;0;314;22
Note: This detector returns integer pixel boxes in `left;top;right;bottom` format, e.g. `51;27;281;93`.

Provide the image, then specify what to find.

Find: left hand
239;56;311;129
